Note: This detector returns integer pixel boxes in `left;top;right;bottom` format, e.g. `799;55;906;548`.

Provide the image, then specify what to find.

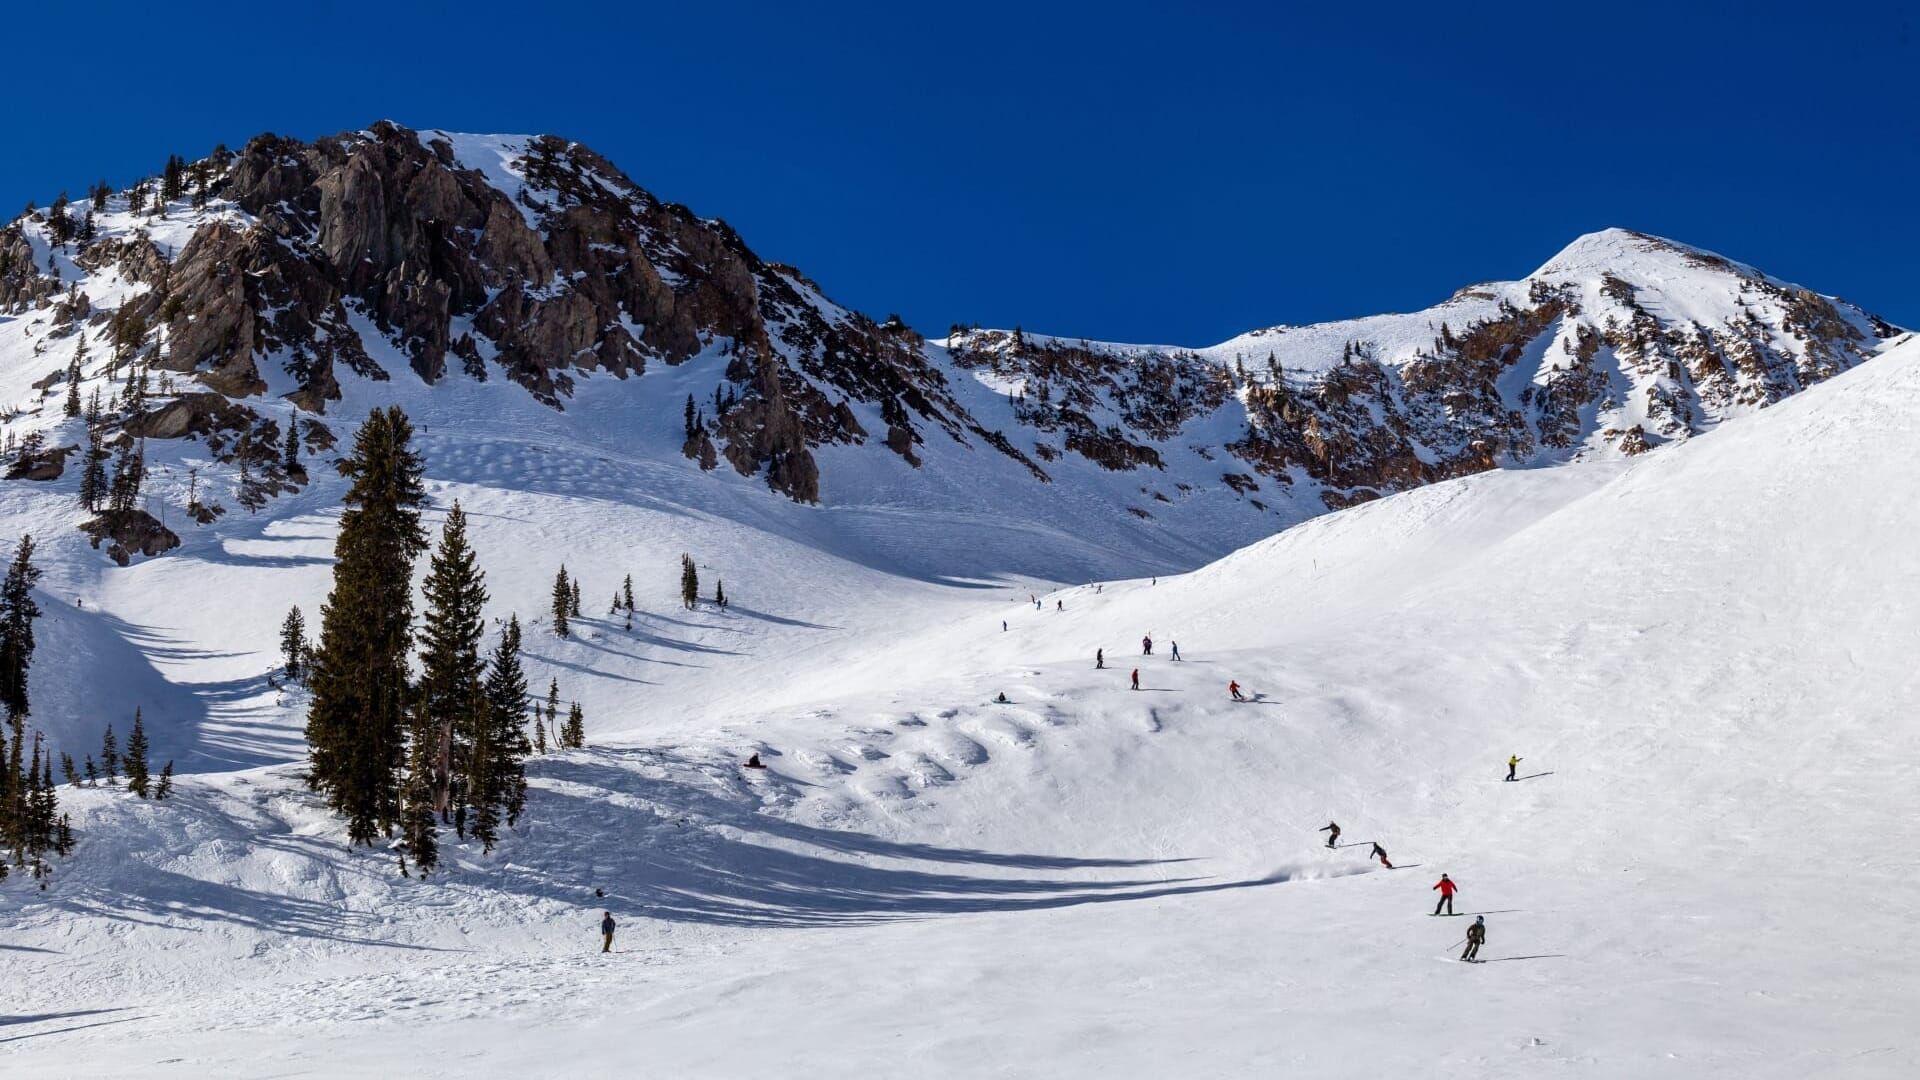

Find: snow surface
1;301;1916;1077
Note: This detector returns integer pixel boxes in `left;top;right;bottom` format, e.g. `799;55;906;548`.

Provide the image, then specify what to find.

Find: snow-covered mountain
1;122;1902;561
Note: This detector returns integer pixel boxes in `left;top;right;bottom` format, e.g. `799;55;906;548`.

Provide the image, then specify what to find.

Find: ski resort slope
4;339;1919;1077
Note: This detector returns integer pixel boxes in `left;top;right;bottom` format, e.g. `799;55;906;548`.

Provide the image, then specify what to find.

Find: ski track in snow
1;324;1918;1071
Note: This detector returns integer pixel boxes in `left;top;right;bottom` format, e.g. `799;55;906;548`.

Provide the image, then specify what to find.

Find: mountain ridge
1;123;1905;560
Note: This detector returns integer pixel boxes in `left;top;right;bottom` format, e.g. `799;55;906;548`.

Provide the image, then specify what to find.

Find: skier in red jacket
1432;873;1458;915
1130;668;1140;690
1228;681;1245;701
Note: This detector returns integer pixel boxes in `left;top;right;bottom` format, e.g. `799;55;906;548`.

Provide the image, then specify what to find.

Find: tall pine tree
0;536;43;725
304;407;428;846
472;614;531;849
679;554;699;611
415;503;488;820
124;708;151;798
551;566;571;637
281;606;307;681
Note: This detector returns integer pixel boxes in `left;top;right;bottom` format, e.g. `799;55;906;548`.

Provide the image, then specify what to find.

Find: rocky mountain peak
0;124;1906;566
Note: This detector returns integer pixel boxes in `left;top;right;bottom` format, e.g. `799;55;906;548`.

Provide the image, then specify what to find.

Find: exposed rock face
2;123;1903;531
5;443;75;481
81;510;182;566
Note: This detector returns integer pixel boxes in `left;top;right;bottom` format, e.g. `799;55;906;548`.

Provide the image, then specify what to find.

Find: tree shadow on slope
482;750;1286;929
49;864;461;953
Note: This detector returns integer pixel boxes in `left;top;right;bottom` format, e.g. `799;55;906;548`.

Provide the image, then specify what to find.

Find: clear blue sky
8;1;1914;342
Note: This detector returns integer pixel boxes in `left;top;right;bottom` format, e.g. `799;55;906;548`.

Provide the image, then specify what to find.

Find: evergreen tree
161;154;185;204
0;536;44;724
55;813;74;856
304;407;428;845
561;703;585;749
125;708;151;797
473;614;531;847
100;723;118;785
83;755;97;786
281;606;307;681
283;420;301;474
532;711;546;755
621;574;635;612
91;181;110;212
64;377;80;418
679;554;699;611
60;752;78;787
551;566;571;637
544;679;559;736
715;579;726;608
569;578;582;618
155;761;173;800
79;427;108;513
683;395;697;439
108;438;145;514
398;763;437;877
415;503;488;820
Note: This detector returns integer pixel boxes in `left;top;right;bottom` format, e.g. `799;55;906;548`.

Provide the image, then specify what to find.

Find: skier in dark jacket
601;911;616;953
1142;635;1153;656
1096;648;1105;669
1432;873;1458;915
1318;821;1340;848
1171;641;1181;661
1370;842;1393;869
1130;668;1140;690
1462;915;1485;961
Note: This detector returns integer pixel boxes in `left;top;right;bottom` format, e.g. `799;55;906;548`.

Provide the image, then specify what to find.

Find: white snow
0;284;1915;1079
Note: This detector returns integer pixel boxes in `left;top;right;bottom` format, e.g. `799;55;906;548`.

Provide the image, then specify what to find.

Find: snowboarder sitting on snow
1319;821;1340;848
744;753;767;770
1506;755;1522;781
1462;915;1485;961
1130;669;1141;690
1142;635;1153;656
1432;873;1458;915
1229;681;1245;701
1370;842;1393;869
994;691;1009;703
601;911;616;953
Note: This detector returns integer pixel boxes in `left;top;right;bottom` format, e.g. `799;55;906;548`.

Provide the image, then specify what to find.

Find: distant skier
1056;600;1063;611
1002;620;1007;632
1096;648;1105;669
600;911;616;953
1432;873;1458;915
1170;641;1181;661
1506;755;1522;781
994;691;1009;703
1096;584;1103;594
1370;842;1393;869
744;753;767;770
1461;915;1485;962
1142;635;1153;656
1229;680;1245;701
1130;669;1140;691
1319;821;1340;848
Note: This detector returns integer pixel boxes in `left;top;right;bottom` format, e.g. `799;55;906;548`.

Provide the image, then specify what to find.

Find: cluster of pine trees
302;408;533;876
0;536;74;886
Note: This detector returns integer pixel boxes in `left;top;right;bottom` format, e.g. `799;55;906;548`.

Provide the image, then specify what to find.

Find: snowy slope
1;316;1915;1078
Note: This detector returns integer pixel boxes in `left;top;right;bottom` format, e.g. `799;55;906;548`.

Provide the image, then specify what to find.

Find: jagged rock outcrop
81;510;182;566
1;122;1903;536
